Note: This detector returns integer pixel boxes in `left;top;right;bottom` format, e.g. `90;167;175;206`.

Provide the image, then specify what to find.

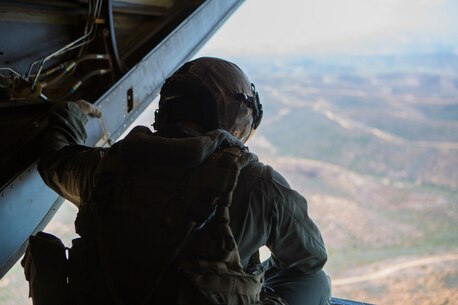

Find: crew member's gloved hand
74;99;102;118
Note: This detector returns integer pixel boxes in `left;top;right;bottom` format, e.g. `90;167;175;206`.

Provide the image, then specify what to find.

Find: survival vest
23;139;273;305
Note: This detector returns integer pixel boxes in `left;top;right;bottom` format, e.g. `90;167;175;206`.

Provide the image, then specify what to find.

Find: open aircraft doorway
0;0;243;280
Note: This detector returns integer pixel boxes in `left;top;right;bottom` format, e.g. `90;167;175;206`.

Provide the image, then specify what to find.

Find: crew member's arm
264;170;330;305
267;169;327;272
38;101;104;207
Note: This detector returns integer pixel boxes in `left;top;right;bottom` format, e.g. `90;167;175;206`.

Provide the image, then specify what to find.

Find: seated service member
37;57;331;305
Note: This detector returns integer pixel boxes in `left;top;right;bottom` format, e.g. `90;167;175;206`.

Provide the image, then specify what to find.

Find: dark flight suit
38;102;331;305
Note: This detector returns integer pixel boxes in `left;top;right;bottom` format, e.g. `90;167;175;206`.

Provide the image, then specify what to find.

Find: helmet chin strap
241;127;255;144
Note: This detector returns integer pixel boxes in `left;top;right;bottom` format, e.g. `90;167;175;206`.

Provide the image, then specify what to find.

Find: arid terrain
1;54;457;305
245;54;458;305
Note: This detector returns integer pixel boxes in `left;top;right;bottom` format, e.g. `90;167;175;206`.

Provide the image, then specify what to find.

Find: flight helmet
154;57;263;143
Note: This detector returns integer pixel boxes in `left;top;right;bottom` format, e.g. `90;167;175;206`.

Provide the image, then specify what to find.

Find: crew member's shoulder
241;152;291;189
242;158;272;179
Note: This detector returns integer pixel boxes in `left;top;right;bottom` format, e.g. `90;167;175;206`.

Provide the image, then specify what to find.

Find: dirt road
332;253;458;287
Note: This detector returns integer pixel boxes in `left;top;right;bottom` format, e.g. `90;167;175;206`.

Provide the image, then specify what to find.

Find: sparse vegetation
246;54;458;305
1;54;457;305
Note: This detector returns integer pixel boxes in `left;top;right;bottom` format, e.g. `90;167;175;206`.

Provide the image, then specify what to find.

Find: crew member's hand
74;99;102;118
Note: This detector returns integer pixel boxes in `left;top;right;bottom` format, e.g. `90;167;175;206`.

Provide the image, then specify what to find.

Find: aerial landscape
2;0;458;304
2;53;457;305
243;54;458;305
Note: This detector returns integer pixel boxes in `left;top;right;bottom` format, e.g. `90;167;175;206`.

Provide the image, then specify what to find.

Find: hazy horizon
2;1;457;304
203;0;458;56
